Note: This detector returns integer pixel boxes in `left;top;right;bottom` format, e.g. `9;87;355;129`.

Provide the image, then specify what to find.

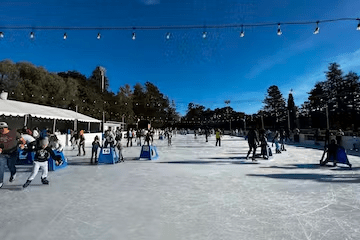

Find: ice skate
23;180;31;188
41;178;49;185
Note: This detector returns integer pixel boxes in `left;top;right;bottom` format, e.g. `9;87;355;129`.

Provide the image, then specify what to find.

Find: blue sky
0;0;360;116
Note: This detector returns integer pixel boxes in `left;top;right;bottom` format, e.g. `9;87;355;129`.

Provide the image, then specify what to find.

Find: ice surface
1;134;360;240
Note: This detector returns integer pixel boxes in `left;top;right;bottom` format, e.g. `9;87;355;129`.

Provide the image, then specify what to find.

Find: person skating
91;135;101;164
320;139;352;168
0;122;26;188
272;131;281;154
77;130;85;156
23;138;62;188
205;128;209;142
246;127;259;161
215;129;221;147
280;129;287;151
259;129;269;159
127;128;133;147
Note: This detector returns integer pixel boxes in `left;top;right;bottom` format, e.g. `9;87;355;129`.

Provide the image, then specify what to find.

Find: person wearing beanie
23;137;62;188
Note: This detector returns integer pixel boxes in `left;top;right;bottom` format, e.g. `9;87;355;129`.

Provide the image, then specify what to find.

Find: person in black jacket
23;138;62;188
246;127;259;161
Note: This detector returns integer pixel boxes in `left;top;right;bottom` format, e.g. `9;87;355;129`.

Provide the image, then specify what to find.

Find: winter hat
0;122;8;128
39;137;49;147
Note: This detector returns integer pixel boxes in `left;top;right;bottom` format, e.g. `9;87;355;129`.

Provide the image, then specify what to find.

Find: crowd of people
0;122;355;189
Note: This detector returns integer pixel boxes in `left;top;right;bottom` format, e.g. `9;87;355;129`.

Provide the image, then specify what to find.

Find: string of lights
0;18;359;39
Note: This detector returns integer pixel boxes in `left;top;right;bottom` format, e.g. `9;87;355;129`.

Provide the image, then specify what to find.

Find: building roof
0;99;101;123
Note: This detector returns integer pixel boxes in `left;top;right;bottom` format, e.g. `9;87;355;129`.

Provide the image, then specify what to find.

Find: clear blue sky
1;0;360;116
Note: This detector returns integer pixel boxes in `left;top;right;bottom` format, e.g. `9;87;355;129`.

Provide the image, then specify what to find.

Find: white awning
0;99;101;123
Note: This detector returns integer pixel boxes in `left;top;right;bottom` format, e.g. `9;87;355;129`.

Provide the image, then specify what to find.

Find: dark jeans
216;138;221;146
78;144;85;155
247;142;257;159
91;148;98;163
0;151;17;183
127;138;132;147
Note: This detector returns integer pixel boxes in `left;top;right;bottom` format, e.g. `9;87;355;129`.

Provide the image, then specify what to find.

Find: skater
0;122;26;188
136;129;142;146
91;135;101;164
205;128;209;142
246;127;259;161
48;134;63;152
280;129;287;151
272;131;281;154
77;130;85;156
336;129;344;147
215;129;221;146
127;128;133;147
115;139;124;162
350;134;360;152
144;131;151;146
259;129;269;159
20;127;37;150
168;131;172;146
104;129;115;148
320;139;352;168
70;130;79;150
23;138;62;188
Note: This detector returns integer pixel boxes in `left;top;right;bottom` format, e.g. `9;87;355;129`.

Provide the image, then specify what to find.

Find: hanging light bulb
240;25;245;37
97;33;101;39
202;31;207;39
166;32;171;39
63;33;67;40
277;23;282;36
357;19;360;30
30;32;34;39
0;32;3;38
132;32;136;40
313;21;320;34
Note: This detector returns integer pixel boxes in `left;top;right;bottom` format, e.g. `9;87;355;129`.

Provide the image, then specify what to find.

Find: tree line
1;59;359;131
0;60;179;128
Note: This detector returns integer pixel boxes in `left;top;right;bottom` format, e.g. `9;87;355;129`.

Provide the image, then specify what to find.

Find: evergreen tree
263;85;287;128
287;91;297;129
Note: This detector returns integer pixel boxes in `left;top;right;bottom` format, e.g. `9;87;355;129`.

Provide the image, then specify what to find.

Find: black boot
41;178;49;185
23;180;31;188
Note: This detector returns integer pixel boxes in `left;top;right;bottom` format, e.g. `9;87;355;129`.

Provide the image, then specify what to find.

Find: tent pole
53;119;56;133
24;114;28;126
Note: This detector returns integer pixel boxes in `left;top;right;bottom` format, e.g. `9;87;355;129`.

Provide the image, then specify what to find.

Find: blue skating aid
328;146;351;165
139;145;159;160
98;147;119;164
17;149;34;165
48;150;68;171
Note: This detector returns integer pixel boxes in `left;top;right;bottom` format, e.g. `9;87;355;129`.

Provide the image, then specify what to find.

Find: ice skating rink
1;134;360;240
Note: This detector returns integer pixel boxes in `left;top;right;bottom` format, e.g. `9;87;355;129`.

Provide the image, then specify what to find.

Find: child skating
23;138;62;188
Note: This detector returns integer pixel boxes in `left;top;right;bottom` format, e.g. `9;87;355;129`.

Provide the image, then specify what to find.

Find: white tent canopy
0;99;101;123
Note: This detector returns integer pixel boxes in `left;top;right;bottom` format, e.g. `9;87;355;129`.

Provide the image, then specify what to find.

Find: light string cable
0;17;359;38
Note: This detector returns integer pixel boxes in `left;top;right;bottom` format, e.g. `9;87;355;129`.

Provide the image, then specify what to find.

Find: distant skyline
1;0;360;116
